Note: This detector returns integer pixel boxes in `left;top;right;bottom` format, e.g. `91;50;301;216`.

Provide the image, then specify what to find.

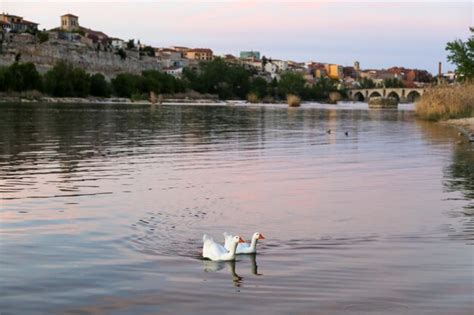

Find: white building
110;38;125;50
271;59;288;72
264;62;280;80
163;67;184;78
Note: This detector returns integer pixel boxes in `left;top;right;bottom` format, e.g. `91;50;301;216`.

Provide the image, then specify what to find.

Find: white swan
224;232;265;254
202;234;245;261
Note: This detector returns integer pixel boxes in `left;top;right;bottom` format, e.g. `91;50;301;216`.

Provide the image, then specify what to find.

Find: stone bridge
347;88;425;103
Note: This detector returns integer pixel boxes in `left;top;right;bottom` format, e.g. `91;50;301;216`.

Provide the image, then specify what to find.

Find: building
60;14;79;31
240;58;263;71
0;13;38;33
110;38;125;50
268;59;288;72
325;64;343;80
185;48;213;61
171;46;190;55
354;61;360;71
240;51;260;60
84;29;108;44
163;66;184;78
343;66;357;79
156;48;189;68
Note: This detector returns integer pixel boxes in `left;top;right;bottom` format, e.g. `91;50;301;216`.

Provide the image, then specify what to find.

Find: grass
287;94;301;107
415;83;474;121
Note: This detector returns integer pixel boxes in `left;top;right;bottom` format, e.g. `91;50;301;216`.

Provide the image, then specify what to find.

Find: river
0;102;472;314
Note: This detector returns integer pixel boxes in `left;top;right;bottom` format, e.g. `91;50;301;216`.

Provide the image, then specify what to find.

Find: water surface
0;102;473;314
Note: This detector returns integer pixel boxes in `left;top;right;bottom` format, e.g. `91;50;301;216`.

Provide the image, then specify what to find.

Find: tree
277;72;306;97
116;48;127;60
44;61;91;97
141;46;156;57
446;27;474;82
90;73;111;97
126;39;135;50
183;58;251;99
383;78;404;88
111;73;143;97
357;77;376;88
250;77;268;98
4;62;42;92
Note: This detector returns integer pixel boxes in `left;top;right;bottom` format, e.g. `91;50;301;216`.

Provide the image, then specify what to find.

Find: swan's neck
250;237;258;251
226;242;239;259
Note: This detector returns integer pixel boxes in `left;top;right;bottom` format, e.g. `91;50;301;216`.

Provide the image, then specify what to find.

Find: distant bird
344;131;349;136
326;129;331;134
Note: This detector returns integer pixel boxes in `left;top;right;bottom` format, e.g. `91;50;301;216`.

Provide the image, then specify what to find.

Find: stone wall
0;32;161;78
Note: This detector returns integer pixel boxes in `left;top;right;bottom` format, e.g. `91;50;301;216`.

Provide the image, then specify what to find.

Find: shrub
247;92;259;103
117;48;127;60
287;94;301;107
37;32;49;43
415;84;474;121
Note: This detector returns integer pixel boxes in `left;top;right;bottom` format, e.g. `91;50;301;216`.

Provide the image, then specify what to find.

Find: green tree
277;72;306;97
44;61;90;97
126;39;135;50
250;77;268;98
5;62;42;92
383;78;404;88
357;77;376;88
116;48;127;60
184;58;251;99
446;27;474;81
141;46;156;57
90;73;111;97
111;73;143;97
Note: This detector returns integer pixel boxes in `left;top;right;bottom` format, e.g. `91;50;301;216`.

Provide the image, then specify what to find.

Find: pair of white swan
202;232;265;261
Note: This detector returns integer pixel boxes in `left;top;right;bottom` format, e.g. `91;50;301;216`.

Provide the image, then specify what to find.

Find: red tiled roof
188;48;213;53
21;20;38;25
62;13;78;18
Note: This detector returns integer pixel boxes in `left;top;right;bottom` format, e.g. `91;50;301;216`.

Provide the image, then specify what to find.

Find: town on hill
0;12;458;103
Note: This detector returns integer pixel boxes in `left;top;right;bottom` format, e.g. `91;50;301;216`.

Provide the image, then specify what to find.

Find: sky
1;1;472;73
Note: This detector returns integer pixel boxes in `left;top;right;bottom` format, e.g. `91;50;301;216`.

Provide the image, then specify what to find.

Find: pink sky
1;1;472;73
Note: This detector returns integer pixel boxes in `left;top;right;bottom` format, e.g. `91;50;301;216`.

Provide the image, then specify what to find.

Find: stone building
185;48;213;61
60;14;79;31
0;13;38;33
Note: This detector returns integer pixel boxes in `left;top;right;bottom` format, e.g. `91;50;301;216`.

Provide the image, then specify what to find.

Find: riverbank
0;96;228;106
440;117;474;140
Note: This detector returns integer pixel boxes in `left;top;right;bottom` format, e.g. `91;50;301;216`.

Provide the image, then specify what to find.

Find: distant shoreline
0;96;230;106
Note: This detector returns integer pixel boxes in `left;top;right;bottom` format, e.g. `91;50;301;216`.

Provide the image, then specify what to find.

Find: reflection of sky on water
0;103;472;314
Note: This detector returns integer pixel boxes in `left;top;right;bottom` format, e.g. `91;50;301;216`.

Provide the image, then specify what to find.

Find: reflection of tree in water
444;145;474;212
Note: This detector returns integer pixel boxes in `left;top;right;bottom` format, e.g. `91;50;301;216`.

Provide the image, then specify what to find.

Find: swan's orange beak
238;237;246;243
258;234;265;240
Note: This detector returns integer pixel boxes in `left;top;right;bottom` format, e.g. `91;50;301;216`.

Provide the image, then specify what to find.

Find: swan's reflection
202;255;262;287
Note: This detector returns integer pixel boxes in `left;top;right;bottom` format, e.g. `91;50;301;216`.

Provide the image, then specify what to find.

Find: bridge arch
406;90;421;102
369;91;382;99
387;91;400;101
354;92;365;101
